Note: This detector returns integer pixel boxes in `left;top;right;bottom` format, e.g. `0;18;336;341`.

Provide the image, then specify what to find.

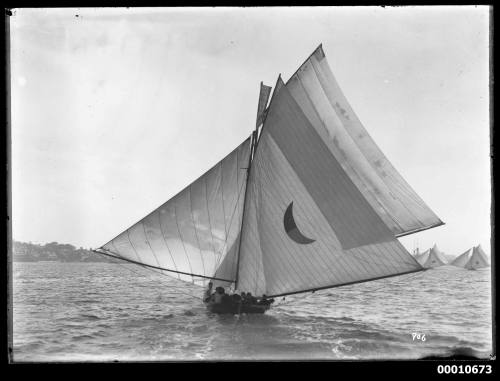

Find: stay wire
273;270;428;307
113;260;203;301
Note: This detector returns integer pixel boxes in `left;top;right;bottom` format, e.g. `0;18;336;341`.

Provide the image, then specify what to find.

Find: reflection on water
11;263;492;361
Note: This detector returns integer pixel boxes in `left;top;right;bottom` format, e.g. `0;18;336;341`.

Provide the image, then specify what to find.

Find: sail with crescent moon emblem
94;45;443;299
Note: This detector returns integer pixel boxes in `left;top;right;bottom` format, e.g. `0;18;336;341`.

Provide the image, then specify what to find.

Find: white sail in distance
414;248;431;266
421;244;447;268
465;245;490;269
236;75;424;297
450;248;473;268
285;45;443;237
96;138;252;288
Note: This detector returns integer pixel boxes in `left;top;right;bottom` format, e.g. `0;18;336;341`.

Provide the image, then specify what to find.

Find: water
11;262;493;361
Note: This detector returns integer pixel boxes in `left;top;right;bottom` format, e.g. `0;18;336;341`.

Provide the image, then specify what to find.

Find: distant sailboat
421;244;448;268
450;245;489;270
93;45;444;314
465;245;490;270
414;248;431;266
450;248;473;268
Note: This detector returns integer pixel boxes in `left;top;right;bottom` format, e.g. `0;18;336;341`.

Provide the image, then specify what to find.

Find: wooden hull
204;301;270;315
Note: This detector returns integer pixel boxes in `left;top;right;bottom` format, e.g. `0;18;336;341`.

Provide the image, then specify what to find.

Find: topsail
285;46;443;237
95;45;443;299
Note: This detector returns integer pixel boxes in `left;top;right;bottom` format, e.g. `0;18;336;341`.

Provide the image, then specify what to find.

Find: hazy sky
10;6;491;257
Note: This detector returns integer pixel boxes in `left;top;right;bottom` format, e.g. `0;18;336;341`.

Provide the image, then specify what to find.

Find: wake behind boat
93;44;444;315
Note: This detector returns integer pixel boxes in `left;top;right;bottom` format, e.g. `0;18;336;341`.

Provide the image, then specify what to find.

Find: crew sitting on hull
243;292;258;305
204;284;272;308
258;294;275;306
204;282;214;303
213;287;225;304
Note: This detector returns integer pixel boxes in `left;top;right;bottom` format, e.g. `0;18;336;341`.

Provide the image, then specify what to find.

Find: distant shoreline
13;259;120;263
12;240;120;264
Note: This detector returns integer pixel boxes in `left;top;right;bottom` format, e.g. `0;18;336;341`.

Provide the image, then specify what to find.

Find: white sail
236;77;423;297
285;45;443;237
98;138;252;287
465;245;490;269
256;82;272;128
414;249;430;266
96;45;445;301
422;244;447;268
450;248;472;268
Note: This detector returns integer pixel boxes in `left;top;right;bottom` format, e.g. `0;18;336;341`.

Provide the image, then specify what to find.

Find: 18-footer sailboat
93;45;443;314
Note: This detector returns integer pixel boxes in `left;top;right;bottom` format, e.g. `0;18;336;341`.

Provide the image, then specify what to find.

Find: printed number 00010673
437;365;492;374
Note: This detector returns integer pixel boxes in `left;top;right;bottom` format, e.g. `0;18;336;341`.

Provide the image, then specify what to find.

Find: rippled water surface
11;262;492;361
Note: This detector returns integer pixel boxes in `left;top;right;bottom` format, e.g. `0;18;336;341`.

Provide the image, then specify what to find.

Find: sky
10;6;491;257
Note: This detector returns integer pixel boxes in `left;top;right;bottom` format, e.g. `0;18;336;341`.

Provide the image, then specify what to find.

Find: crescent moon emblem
283;202;315;244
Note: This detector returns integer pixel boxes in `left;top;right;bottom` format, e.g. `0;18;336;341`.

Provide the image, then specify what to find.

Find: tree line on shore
12;240;120;263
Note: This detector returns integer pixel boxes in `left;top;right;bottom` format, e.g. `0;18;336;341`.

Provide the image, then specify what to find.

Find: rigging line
273;270;427;307
93;248;234;282
273;291;315;307
157;210;181;279
212;171;248;275
234;135;254;291
267;267;424;298
189;185;206;278
254;162;264;295
173;202;195;284
203;177;218;276
220;161;228;240
234;146;242;283
126;229;142;263
141;220;163;271
343;247;421;271
114;261;203;301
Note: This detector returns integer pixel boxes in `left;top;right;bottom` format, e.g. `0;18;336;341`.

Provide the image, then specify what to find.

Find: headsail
236;76;423;298
96;138;252;288
285;45;443;237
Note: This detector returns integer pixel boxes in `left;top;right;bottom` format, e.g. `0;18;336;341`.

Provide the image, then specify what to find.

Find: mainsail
95;45;444;299
236;76;423;297
450;248;473;268
96;138;252;288
465;245;490;270
285;45;443;237
421;244;447;268
414;248;431;266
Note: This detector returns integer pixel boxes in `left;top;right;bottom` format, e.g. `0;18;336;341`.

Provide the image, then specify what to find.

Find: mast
234;82;274;290
234;131;256;291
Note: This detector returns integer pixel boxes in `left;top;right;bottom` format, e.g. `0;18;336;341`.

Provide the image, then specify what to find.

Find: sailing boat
464;245;490;270
93;44;444;314
421;244;448;268
414;248;431;266
451;245;490;270
450;248;473;268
